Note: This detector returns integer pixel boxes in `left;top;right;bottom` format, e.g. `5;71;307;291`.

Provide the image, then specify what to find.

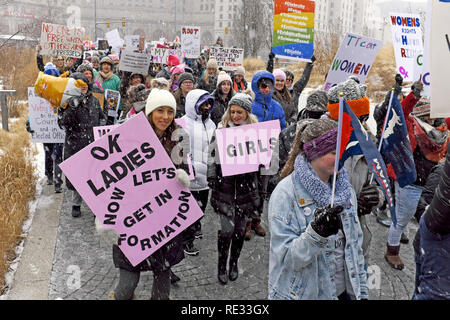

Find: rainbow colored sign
272;0;315;61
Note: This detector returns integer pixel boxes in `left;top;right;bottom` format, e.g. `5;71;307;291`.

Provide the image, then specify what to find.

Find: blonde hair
220;106;258;128
203;68;219;85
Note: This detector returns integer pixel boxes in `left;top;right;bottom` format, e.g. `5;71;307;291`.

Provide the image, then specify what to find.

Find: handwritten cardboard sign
324;33;382;91
181;26;201;59
118;50;151;75
27;87;65;143
40;22;85;58
209;47;244;71
150;47;186;65
60;112;203;266
215;120;280;177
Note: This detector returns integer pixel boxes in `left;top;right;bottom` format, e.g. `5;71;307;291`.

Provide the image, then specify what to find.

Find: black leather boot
217;231;231;285
229;233;245;281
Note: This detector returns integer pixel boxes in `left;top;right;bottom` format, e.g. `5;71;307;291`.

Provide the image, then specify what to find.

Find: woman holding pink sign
207;93;263;285
108;88;191;300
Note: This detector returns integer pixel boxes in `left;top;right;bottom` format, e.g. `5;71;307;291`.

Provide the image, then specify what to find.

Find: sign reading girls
60;112;203;267
389;13;423;82
40;22;85;58
215;120;280;177
324;33;381;91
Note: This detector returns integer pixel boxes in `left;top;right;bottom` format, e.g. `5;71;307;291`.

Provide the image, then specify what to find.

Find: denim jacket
268;173;369;300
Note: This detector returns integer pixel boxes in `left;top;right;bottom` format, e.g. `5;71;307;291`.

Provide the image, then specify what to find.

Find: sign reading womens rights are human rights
60;112;203;267
389;13;423;82
272;0;315;61
324;33;382;91
215;120;280;177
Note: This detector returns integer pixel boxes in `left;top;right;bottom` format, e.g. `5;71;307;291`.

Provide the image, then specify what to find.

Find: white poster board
118;50;151;74
105;29;124;48
181;26;201;59
209;47;244;71
430;0;450;118
389;13;423;83
27;88;65;143
40;22;85;58
150;48;186;65
124;35;140;50
324;33;382;91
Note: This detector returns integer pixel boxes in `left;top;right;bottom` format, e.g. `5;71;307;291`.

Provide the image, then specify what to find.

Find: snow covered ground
0;142;45;300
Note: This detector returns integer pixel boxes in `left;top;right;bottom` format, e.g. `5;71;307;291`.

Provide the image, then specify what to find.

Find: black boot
170;269;180;284
217;231;231;285
71;205;81;218
229;233;245;281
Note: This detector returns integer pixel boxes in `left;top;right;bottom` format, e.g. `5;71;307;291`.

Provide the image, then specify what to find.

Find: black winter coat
210;89;234;126
58;93;106;190
207;130;263;218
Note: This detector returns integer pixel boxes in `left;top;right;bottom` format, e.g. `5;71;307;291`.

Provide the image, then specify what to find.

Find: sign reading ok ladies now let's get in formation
59;112;203;267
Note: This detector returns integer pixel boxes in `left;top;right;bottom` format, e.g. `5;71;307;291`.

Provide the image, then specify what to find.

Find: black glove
207;178;216;190
25;119;34;134
269;52;275;60
310;55;316;63
411;80;423;98
310;205;343;238
395;74;403;86
357;184;380;216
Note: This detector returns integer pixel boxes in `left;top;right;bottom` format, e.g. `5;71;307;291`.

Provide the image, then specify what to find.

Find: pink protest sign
215;120;280;177
60;112;203;267
93;124;120;141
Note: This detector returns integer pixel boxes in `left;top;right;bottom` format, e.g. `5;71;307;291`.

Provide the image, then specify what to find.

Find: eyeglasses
182;81;194;85
286;78;294;82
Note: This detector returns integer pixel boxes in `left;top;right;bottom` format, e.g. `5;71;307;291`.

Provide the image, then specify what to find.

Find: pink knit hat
273;69;286;81
217;71;232;88
170;63;185;75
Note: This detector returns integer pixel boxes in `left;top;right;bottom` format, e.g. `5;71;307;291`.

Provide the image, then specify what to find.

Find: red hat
168;55;180;67
445;118;450;130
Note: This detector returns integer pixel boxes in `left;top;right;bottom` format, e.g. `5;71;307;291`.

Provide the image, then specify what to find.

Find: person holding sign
268;119;368;300
207;93;263;285
109;88;191;300
94;57;121;124
58;72;106;217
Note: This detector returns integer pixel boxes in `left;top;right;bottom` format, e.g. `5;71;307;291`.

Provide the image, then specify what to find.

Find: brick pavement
48;189;418;300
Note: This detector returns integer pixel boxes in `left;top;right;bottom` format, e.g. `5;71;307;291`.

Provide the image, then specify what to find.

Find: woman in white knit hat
102;88;192;300
210;71;235;125
198;57;219;93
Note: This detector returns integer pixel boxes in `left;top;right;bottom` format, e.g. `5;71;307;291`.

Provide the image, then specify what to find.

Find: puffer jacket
210;88;234;126
251;71;286;131
180;89;216;191
207;122;263;218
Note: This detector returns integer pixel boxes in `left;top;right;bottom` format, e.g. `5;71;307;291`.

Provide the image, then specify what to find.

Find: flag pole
331;92;344;207
370;88;395;184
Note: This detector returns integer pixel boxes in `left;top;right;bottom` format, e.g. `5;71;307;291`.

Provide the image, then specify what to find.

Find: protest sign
60;112;203;267
389;13;423;82
93;124;119;141
27;87;65;143
105;29;124;48
272;0;315;61
125;35;140;50
324;33;382;91
415;0;432;98
150;47;186;65
430;0;450;118
181;26;201;59
209;47;244;71
118;50;151;74
215;120;280;177
98;39;109;50
40;22;85;58
105;90;121;117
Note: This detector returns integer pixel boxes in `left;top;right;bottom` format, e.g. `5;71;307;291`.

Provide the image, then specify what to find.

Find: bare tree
231;0;273;57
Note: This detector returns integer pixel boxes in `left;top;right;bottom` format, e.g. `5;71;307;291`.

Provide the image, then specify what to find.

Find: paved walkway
9;182;419;300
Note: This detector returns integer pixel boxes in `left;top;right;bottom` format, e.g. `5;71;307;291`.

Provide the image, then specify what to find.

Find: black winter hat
178;72;195;86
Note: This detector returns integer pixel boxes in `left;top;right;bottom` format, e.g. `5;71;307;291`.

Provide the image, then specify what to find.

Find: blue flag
337;100;396;225
380;97;417;187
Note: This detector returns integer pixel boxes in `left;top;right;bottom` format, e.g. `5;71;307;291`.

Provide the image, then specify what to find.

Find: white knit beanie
145;88;177;116
217;71;232;88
